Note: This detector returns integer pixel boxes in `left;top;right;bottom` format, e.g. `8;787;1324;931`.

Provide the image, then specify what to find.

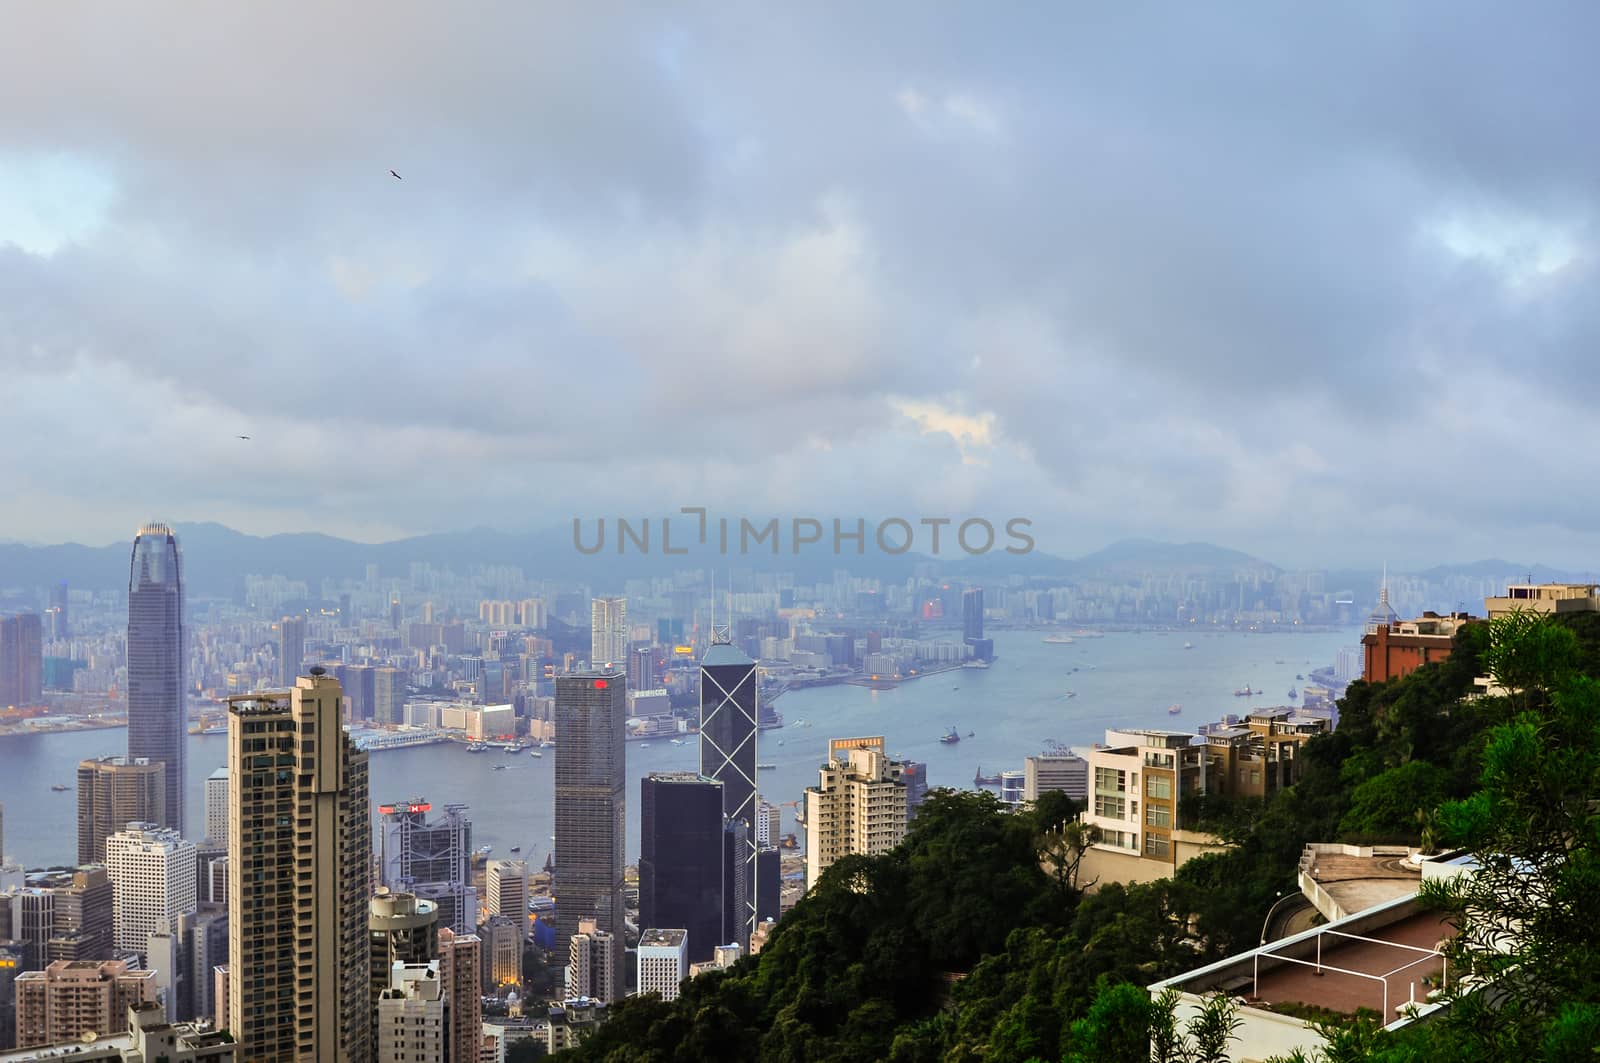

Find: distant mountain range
0;524;1294;598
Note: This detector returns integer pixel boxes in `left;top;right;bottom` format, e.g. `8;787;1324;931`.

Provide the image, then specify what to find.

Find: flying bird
236;435;251;440
390;170;402;180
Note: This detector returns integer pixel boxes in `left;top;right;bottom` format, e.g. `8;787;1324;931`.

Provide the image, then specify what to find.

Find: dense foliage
566;614;1598;1062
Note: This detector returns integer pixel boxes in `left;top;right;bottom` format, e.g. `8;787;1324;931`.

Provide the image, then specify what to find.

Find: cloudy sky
2;3;1595;566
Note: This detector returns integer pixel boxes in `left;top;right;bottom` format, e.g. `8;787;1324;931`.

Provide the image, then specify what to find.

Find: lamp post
1260;890;1298;947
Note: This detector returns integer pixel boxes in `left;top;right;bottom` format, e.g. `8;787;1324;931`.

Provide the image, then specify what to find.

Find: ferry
50;784;71;792
528;750;543;758
974;767;1001;786
476;846;493;857
940;727;961;745
639;743;651;749
466;743;488;753
509;846;522;853
1233;686;1257;697
491;764;509;772
1063;690;1077;699
1041;634;1075;645
668;738;685;746
962;659;990;669
538;740;555;749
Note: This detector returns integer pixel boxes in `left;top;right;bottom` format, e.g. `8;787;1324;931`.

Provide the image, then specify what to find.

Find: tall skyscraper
589;597;627;668
48;582;69;641
485;860;528;941
204;768;228;846
699;637;758;946
104;823;197;959
553;672;626;978
636;928;689;1002
368;891;438;1025
76;756;167;865
373;667;405;727
803;736;909;889
436;928;482;1063
962;586;984;642
376;800;476;935
127;523;185;835
639;772;724;964
627;646;654;694
227;670;371;1061
342;663;376;722
567;917;616;1004
278;615;306;687
0;612;43;708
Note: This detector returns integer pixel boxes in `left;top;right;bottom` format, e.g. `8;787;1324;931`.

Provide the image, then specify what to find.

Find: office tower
49;581;69;638
0;866;117;971
699;638;758;945
376;961;446;1063
803;737;908;889
390;597;403;631
76;756;166;865
902;760;929;817
204;768;228;846
105;824;197;959
722;821;749;951
376;800;476;935
126;523;186;835
180;909;227;1025
1023;752;1089;804
627;646;654;694
485;860;528;941
373;667;404;727
756;800;781;849
567;918;616;1004
553;673;626;975
369;892;438;1024
226;670;371;1062
962;587;984;642
14;959;153;1048
636;929;688;1002
756;847;781;926
477;915;520;992
278;615;306;687
0;613;43;708
639;773;724;964
343;663;376;721
436;928;481;1063
589;597;626;668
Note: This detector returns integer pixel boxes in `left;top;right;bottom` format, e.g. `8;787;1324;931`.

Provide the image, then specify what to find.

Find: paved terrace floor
1249;911;1454;1018
1306;851;1421;916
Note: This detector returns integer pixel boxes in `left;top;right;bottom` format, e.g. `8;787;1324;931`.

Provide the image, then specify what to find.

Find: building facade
567;919;616;1004
553;673;626;976
436;928;481;1063
485;860;528;941
801;736;908;889
1361;612;1475;684
699;641;758;947
0;613;42;709
14;960;152;1049
126;523;186;835
203;768;228;847
1023;752;1089;804
76;757;167;866
376;800;476;936
374;962;446;1063
104;824;196;959
368;892;438;1024
639;773;724;965
278;616;306;687
636;928;687;1002
589;597;627;669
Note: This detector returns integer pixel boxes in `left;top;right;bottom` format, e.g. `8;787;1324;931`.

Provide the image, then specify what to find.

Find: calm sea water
0;627;1358;869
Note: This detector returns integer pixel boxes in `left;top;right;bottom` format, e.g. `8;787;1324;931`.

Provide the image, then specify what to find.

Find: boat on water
940;726;961;745
476;846;493;856
974;767;1001;786
491;764;509;771
1063;690;1077;699
1183;641;1194;649
466;743;488;753
639;743;650;749
1296;674;1305;681
757;763;776;771
1287;688;1298;699
668;738;684;745
538;740;555;749
1233;686;1257;696
50;784;70;792
1167;703;1182;715
967;730;975;738
529;750;543;758
962;659;989;669
1042;634;1075;644
509;845;522;853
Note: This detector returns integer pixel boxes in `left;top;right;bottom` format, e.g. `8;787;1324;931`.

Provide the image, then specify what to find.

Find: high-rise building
722;820;749;951
902;760;929;817
373;667;405;727
226;671;371;1062
369;892;438;1026
76;756;166;865
127;524;186;835
485;860;528;941
14;959;153;1048
756;847;781;927
203;768;228;847
1023;753;1089;804
699;639;758;946
342;663;376;722
0;613;43;708
278;615;306;687
375;961;446;1063
436;928;481;1063
589;598;627;668
802;737;909;889
13;998;231;1061
755;800;781;849
0;867;115;972
477;915;520;992
627;646;654;695
48;582;69;642
104;824;197;959
636;929;688;1002
567;918;616;1004
376;800;476;936
553;673;626;976
962;587;984;643
639;773;724;964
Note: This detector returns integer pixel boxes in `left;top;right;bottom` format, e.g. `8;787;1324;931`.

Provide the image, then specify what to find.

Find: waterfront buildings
368;892;438;1021
485;860;528;940
203;768;227;847
567;918;617;1004
373;666;405;727
0;613;42;709
553;672;626;976
1023;752;1089;804
637;928;688;1002
14;960;152;1048
376;800;476;935
699;639;758;947
226;670;371;1062
639;773;724;965
104;824;196;959
801;736;908;889
589;597;627;669
126;524;186;835
76;756;166;865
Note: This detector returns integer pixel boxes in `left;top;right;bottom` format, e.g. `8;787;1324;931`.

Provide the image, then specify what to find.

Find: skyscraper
699;637;758;946
803;736;909;889
368;891;438;1025
589;597;627;668
436;928;482;1063
639;772;724;964
375;961;446;1063
76;756;167;865
485;860;528;941
227;670;371;1061
627;646;655;694
553;672;626;978
278;615;306;687
203;768;228;847
48;582;69;641
127;523;185;835
568;917;617;1004
962;586;984;642
0;612;43;708
373;667;404;727
104;823;197;959
376;800;476;936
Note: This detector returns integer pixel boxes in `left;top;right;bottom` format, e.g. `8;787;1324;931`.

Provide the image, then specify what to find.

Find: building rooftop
640;928;687;948
702;643;754;667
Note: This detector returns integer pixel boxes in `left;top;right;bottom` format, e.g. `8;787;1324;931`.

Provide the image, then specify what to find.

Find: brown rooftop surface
1251;911;1454;1018
1307;851;1421;915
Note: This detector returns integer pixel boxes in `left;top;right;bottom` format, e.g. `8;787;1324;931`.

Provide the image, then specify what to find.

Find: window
1144;835;1170;857
1094;767;1125;793
1145;806;1170;828
1094;794;1125;820
1145;775;1171;799
1250;770;1261;785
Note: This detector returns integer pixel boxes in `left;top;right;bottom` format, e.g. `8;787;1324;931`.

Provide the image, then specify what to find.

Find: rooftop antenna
710;570;730;646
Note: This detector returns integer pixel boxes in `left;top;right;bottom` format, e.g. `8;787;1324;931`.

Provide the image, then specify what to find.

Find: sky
1;3;1597;568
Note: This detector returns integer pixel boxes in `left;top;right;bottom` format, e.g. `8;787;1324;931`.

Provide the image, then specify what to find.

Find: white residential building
590;597;627;669
485;860;528;941
802;737;907;889
204;768;228;845
376;961;447;1063
568;918;616;1004
104;824;197;958
636;929;688;1002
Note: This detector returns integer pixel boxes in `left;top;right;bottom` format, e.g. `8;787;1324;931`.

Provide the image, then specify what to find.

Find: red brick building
1360;611;1477;684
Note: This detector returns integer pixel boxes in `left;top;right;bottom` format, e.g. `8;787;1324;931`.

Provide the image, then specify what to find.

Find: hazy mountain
1074;538;1268;570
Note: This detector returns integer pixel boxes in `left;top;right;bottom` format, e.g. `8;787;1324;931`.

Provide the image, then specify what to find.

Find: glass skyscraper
639;772;725;964
554;671;626;977
699;637;758;948
127;523;185;835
